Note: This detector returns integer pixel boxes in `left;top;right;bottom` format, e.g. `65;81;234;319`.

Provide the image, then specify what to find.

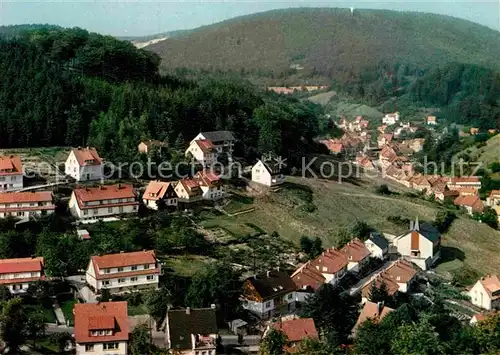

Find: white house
0;257;44;294
392;217;441;270
74;301;128;355
340;238;371;273
86;250;160;294
382;112;400;125
195;170;225;200
69;184;138;220
242;270;296;319
65;147;104;182
0;155;23;192
142;181;178;210
468;275;500;310
427;116;437;125
0;191;55;221
163;307;218;355
185;140;217;167
251;159;285;187
191;131;235;154
175;178;203;203
364;233;389;259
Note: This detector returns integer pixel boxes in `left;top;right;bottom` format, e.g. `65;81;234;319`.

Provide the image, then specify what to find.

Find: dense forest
341;62;500;129
0;27;325;163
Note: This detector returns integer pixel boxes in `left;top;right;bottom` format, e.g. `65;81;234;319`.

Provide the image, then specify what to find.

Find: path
53;300;66;325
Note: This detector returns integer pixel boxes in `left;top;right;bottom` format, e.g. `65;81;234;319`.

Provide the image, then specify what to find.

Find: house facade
251;159;285;187
427;116;437;125
69;184;138;220
486;190;500;207
86;250;160;294
241;270;296;319
65;147;103;182
0;191;55;221
0;155;23;192
0;257;44;294
195;170;225;200
142;181;178;210
175;179;203;203
163;307;218;355
192;131;235;154
74;301;129;355
392;217;441;270
137;140;166;155
454;194;484;215
340;239;371;273
364;233;389;259
468;275;500;310
382;112;400;125
186;139;218;167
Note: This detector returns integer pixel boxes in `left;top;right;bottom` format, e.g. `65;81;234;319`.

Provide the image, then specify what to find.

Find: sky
1;1;499;37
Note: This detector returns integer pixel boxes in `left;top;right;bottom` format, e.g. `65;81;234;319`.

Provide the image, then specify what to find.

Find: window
118;206;124;213
147;275;154;281
288;293;293;300
108;207;113;213
130;277;138;282
265;301;271;308
102;281;110;286
85;344;94;352
118;278;125;283
17;203;21;207
131;266;137;271
12;176;16;181
104;269;110;274
117;267;123;272
83;210;88;216
29;203;35;207
103;343;119;350
31;272;38;277
93;209;98;215
143;264;150;269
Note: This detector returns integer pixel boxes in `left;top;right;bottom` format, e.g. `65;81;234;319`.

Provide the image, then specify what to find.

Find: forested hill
0;28;326;163
147;8;500;78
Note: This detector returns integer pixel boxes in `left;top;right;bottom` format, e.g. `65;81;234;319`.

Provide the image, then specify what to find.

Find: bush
376;184;391;195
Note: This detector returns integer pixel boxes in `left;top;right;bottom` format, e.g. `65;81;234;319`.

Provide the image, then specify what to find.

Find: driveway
65;275;97;303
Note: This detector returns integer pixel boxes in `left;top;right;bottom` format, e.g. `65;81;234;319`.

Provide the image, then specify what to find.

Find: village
0;109;498;355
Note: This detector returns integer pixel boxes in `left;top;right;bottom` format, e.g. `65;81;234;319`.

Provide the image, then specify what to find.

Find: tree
295;337;333;355
0;285;12;302
391;317;446;355
145;287;171;323
25;307;46;347
481;207;498;229
0;297;26;352
26;280;54;308
299;236;313;256
474;313;500;353
434;210;456;233
260;328;288;355
98;288;111;302
368;280;392;306
130;323;153;355
49;332;74;353
376;184;391;195
354;319;390;355
299;236;323;259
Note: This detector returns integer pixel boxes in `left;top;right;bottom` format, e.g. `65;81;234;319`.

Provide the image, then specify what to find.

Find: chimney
186;307;190;315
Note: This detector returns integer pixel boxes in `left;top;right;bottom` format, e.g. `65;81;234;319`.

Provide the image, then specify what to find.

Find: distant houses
137;139;167;155
0;155;23;192
65;147;103;182
382;112;400;125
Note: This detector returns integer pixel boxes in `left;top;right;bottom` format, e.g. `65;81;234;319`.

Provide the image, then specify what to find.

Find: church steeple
414;216;420;231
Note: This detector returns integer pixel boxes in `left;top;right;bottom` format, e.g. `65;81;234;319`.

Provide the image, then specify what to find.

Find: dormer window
348;256;352;260
396;276;401;281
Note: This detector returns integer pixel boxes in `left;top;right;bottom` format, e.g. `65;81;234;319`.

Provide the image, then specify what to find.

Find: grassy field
201;176;500;279
162;254;216;277
455;134;500;170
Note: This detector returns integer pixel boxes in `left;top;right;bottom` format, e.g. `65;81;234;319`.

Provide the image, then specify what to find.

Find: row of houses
267;85;328;95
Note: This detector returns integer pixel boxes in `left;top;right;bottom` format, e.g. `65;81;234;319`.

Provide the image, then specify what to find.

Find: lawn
24;304;57;324
162;254;216;277
59;298;77;325
128;303;149;316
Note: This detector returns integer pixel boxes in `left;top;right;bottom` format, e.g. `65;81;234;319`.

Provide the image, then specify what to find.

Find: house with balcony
74;301;129;355
0;257;45;294
468;275;500;311
86;250;160;294
195;170;225;201
65;147;103;182
185;139;218;167
392;217;441;270
142;181;178;210
0;155;23;192
175;178;203;203
241;270;296;319
69;184;138;220
163;306;218;355
291;262;326;302
251;159;285;187
192;131;235;155
0;191;55;221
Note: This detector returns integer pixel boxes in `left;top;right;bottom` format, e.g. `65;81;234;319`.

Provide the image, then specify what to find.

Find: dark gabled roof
167;308;218;350
260;160;281;175
201;131;235;143
417;222;440;243
368;232;389;250
246;270;296;300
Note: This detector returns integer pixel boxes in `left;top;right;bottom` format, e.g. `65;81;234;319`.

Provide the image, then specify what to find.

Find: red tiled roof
454;195;484;212
0;155;22;176
384;259;418;284
195;170;222;188
74;302;129;343
384;133;393;143
177;178;202;197
361;272;400;299
0;191;53;204
353;301;394;333
310;248;348;275
479;275;500;301
273;318;319;343
143;181;174;201
73;184;135;203
341;239;370;262
71;147;102;166
0;275;45;285
450;176;481;184
291;262;326;291
194;139;216;154
0;257;44;274
91;250;156;270
427;116;436;122
489;190;500;199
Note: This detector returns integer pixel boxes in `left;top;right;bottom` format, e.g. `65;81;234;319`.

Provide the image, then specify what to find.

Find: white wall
76;341;127;355
65;151;103;182
0;174;23;192
252;161;272;187
186;143;216;166
200;185;225;200
364;240;384;259
69;193;138;220
469;282;493;310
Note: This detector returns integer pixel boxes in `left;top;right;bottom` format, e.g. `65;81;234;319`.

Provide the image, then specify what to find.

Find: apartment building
69;184;138;220
0;257;45;294
74;301;129;355
65;147;103;182
0;155;23;192
86;250;160;294
0;191;55;221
